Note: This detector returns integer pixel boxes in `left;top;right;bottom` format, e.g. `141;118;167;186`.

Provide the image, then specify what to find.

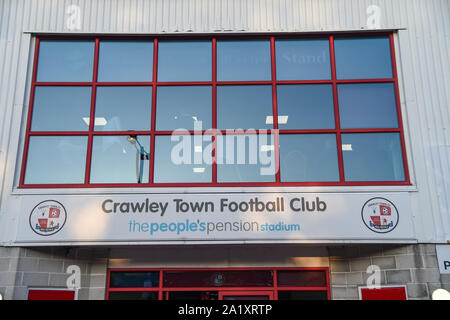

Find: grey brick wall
0;247;108;300
328;244;449;300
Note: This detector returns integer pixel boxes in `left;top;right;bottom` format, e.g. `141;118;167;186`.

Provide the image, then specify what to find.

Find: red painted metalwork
19;33;410;188
105;267;330;300
329;35;345;183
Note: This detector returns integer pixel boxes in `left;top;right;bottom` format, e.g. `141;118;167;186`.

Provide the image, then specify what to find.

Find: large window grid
20;34;410;188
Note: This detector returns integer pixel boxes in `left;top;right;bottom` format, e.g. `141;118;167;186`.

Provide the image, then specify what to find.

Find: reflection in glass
98;41;153;82
338;83;398;129
153;135;212;183
158;41;211;81
342;133;405;181
25;136;87;184
90;135;150;183
277;270;327;287
217;40;271;81
168;291;218;300
217;134;276;183
276;39;331;80
31;86;92;131
334;37;393;79
156;86;212;131
110;271;159;288
278;291;328;300
37;40;95;82
109;292;158;300
276;85;335;129
280;134;339;182
217;86;273;130
94;86;152;131
163;270;273;287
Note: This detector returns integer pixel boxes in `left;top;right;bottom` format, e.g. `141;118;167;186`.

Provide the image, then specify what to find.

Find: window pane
153;135;212;183
158;40;211;81
334;37;393;79
94;86;152;131
218;85;273;130
276;84;335;130
277;270;327;287
37;40;94;82
217;40;271;81
31;86;92;131
156;86;212;131
276;39;331;80
278;291;328;300
163;270;273;287
90;135;150;183
338;83;398;129
109;292;158;300
168;291;218;300
25;136;87;184
98;41;153;82
110;271;159;288
280;134;339;182
342;133;405;181
217;134;276;183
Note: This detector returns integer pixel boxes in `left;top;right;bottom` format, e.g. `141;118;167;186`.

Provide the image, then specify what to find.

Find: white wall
0;0;449;243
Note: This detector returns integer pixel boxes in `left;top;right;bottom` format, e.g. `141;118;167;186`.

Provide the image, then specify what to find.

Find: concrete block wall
328;244;449;300
0;247;108;300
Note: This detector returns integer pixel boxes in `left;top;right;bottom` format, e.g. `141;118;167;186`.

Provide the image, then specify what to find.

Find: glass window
338;83;398;129
163;270;273;287
110;271;159;288
31;86;92;131
98;41;154;82
109;292;158;300
276;39;331;80
217;134;276;183
277;270;327;287
168;291;218;300
37;40;95;82
217;85;273;130
156;86;212;131
217;40;271;81
153;135;212;183
94;86;152;131
276;84;335;130
90;135;150;183
278;291;328;300
341;133;405;181
24;136;87;184
157;40;211;82
279;134;339;182
334;37;393;79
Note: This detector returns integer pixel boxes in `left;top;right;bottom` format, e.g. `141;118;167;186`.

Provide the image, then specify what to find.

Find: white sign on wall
436;245;450;274
13;192;415;245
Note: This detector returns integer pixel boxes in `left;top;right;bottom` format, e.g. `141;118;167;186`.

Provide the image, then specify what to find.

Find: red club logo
361;198;399;233
29;200;67;236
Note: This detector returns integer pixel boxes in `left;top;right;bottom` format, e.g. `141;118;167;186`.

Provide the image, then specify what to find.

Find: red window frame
105;267;330;300
19;33;410;188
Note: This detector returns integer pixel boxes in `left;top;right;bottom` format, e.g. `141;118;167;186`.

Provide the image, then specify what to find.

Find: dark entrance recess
106;268;330;300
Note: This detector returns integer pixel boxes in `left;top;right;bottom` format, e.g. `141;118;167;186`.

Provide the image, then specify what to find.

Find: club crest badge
29;200;67;236
361;198;399;233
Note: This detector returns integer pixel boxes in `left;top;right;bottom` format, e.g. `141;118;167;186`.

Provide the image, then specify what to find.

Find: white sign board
436;245;450;274
13;192;415;245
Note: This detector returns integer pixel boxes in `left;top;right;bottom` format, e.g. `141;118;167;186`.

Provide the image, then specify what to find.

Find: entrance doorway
106;268;330;300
